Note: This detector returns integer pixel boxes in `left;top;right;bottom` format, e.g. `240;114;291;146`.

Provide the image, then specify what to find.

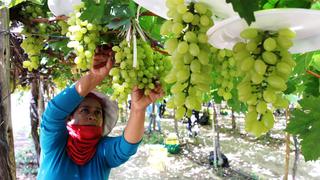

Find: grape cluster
66;2;106;70
110;39;171;103
20;5;48;71
21;36;45;71
233;28;296;136
212;48;236;101
161;0;214;119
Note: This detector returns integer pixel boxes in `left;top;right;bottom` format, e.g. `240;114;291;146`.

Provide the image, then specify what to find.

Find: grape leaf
27;0;44;5
304;70;320;97
286;96;320;161
226;0;260;25
47;39;72;56
293;51;315;75
80;0;107;24
277;0;311;8
311;54;320;71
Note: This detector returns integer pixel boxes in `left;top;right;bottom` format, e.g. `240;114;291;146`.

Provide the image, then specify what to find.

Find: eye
94;110;102;117
80;108;90;114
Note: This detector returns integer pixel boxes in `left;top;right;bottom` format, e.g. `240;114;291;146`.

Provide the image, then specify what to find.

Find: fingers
148;86;164;102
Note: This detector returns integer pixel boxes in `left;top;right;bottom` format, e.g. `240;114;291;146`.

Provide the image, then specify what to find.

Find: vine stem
31;15;68;23
306;70;320;78
284;108;291;180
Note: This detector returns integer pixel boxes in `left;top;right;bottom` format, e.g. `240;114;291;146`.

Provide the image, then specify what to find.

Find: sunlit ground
11;92;320;180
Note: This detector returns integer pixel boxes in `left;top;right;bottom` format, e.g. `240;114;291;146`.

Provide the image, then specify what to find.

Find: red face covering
66;124;102;165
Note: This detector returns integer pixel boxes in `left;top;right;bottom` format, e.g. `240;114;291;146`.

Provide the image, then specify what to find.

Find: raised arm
75;47;114;96
124;86;164;143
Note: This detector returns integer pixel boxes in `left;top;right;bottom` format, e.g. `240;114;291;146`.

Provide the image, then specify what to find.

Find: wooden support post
0;6;16;180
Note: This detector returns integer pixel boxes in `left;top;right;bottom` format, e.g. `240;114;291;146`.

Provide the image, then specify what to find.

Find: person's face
68;97;103;127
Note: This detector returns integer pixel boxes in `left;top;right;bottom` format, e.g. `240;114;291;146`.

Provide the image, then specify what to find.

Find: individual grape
278;28;296;38
263;89;277;103
177;41;189;54
256;101;267;114
189;43;200;56
263;37;277;51
241;57;255;72
262;51;278;65
254;60;267;75
183;31;197;43
183;12;194;23
267;75;287;91
240;28;258;39
194;2;207;14
164;38;178;54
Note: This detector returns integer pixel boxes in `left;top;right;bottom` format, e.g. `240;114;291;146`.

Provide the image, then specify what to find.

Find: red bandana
66;124;102;165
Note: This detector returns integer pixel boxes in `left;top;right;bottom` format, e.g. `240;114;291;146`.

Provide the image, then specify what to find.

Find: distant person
147;103;162;133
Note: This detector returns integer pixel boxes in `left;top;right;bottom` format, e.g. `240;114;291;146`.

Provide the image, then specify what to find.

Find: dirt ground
11;93;320;179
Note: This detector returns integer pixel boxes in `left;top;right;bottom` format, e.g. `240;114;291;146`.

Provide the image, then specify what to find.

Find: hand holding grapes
90;45;114;83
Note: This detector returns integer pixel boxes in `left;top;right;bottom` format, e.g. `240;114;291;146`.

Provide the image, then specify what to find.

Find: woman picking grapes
37;46;164;180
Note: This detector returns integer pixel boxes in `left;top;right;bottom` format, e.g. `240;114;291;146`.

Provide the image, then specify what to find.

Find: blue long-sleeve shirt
37;85;140;180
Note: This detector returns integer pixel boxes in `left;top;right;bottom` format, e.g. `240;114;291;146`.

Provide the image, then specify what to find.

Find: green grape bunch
233;28;296;137
161;0;214;119
66;2;107;70
109;39;171;103
20;4;49;71
212;48;237;101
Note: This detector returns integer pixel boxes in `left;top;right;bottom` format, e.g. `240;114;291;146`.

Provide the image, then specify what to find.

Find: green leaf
286;96;320;161
107;18;130;29
81;0;107;24
311;54;320;71
128;0;136;17
1;0;25;8
139;15;165;42
277;0;311;8
283;79;296;94
48;39;72;56
226;0;260;25
27;0;44;5
304;73;320;97
293;52;315;75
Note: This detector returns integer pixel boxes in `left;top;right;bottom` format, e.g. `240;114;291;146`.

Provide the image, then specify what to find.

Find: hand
130;84;164;111
90;45;114;82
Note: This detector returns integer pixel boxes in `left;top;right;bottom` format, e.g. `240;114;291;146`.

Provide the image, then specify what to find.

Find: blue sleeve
40;84;84;154
98;135;141;168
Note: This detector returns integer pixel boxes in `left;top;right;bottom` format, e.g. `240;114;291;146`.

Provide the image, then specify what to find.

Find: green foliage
27;0;44;5
2;0;25;8
293;52;315;75
81;0;107;24
304;70;320;97
263;0;311;9
226;0;260;24
47;39;72;56
286;96;320;161
139;15;165;42
142;131;164;144
311;1;320;9
311;53;320;71
276;0;311;8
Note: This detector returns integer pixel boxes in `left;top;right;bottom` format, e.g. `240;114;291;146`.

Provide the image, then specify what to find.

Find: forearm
75;72;104;96
124;108;146;143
